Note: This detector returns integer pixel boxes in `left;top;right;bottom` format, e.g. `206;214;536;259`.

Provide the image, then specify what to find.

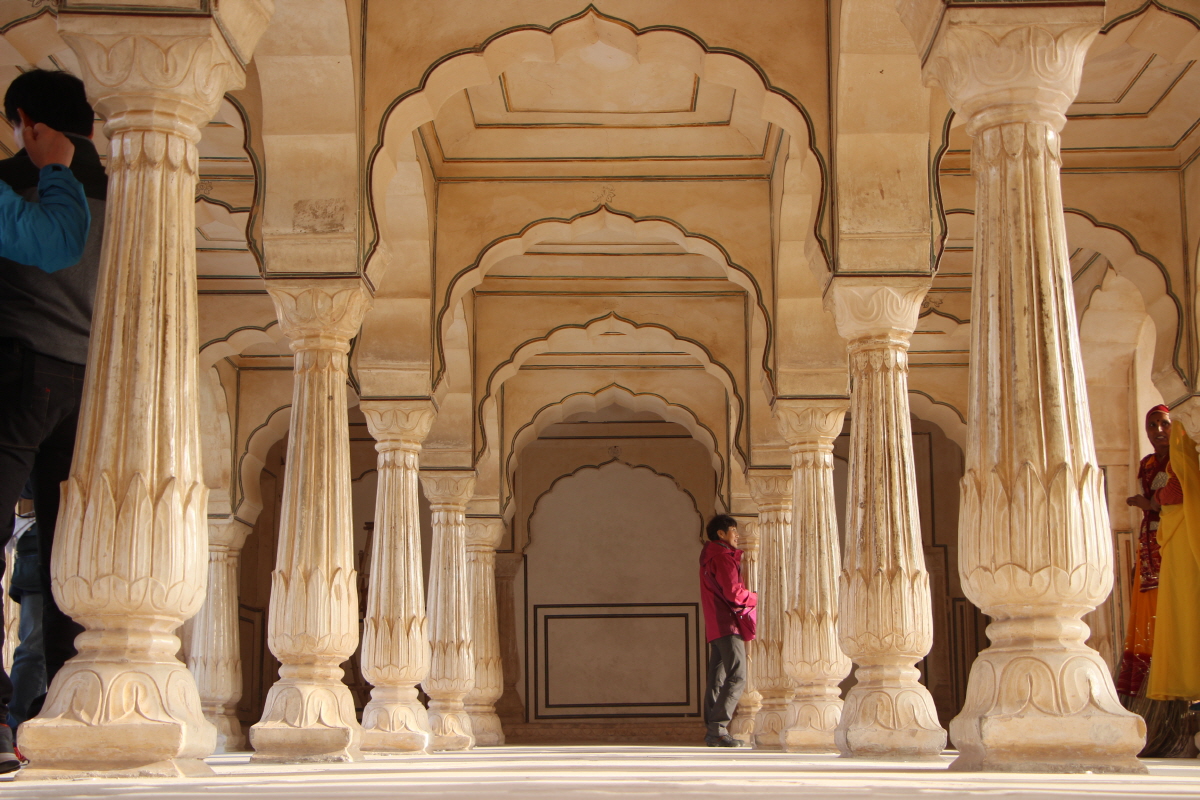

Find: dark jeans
704;634;747;737
0;340;86;724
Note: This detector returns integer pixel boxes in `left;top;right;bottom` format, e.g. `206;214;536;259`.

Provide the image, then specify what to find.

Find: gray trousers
703;634;746;737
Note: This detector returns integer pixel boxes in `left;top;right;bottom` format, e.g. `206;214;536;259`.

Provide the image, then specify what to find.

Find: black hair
706;514;737;542
5;69;94;138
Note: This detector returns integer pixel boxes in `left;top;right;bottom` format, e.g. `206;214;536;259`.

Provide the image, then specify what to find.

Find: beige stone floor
3;746;1200;798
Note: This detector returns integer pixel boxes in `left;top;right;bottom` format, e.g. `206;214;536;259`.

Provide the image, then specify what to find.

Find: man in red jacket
699;514;757;747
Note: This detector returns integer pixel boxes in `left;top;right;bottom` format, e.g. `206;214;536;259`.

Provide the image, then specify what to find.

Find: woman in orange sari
1117;405;1195;757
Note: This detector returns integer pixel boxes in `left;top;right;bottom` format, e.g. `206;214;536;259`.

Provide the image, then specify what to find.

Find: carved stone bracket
359;399;437;753
419;470;478;751
747;471;794;750
898;0;1145;774
829;277;947;759
773;399;852;754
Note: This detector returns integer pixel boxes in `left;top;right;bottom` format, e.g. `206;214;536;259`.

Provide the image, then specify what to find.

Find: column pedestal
249;281;371;764
359;400;437;752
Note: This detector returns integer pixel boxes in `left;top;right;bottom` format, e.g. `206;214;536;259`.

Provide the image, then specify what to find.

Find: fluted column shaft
188;518;252;753
19;14;264;779
418;471;478;751
830;279;946;758
249;281;371;764
464;518;506;745
898;0;1145;773
775;400;853;754
747;473;794;750
359;400;436;752
493;553;525;725
728;520;762;745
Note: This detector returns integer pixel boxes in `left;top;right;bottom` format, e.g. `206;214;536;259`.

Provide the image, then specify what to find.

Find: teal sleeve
0;164;91;273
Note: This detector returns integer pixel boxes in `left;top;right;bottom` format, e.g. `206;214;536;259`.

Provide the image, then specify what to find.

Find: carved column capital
267;279;372;351
747;471;794;509
773;399;849;449
58;15;248;140
466;518;506;551
898;1;1103;134
419;471;477;509
208;516;252;552
826;277;930;343
361;400;437;451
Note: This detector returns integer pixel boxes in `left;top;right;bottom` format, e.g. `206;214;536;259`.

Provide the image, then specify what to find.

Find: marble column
493;553;526;726
18;9;268;779
188;518;253;753
746;472;794;750
898;0;1145;773
727;518;762;745
828;277;947;758
249;280;372;763
418;470;478;751
358;400;437;752
774;399;853;754
464;518;506;745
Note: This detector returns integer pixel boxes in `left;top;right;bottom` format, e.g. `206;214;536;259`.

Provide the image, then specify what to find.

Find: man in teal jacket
0;72;91;774
0;120;87;269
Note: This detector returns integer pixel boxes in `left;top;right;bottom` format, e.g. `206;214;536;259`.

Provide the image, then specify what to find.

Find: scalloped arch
365;6;827;293
477;313;745;468
502;383;724;520
436;206;770;391
233;405;292;526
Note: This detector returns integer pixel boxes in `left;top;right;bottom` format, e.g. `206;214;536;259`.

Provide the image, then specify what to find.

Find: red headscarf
1146;404;1170;424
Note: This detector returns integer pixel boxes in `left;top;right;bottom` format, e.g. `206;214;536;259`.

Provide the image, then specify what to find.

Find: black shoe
704;734;740;748
0;724;23;774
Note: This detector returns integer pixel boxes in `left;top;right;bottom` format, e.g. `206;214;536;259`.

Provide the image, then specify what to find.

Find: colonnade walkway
3;747;1200;799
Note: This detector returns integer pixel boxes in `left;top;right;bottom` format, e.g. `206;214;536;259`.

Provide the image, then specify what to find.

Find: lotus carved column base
950;623;1146;774
729;685;762;745
207;703;247;753
250;668;363;763
428;698;475;752
361;685;431;752
465;703;504;746
782;690;842;753
753;690;791;750
19;631;216;779
836;664;945;759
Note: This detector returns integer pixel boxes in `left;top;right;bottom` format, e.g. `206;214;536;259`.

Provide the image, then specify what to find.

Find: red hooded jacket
699;540;757;642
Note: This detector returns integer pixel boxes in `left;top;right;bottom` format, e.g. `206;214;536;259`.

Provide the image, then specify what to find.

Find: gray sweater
0;138;107;365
